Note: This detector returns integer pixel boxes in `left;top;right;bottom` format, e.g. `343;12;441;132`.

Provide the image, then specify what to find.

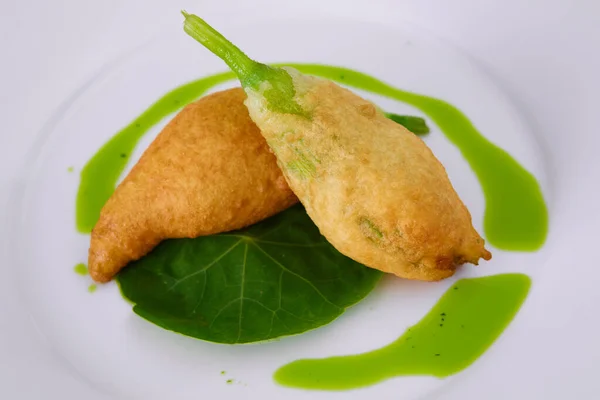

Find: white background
1;0;599;399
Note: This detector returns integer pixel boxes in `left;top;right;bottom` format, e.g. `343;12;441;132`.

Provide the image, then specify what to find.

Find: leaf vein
242;297;276;313
208;298;241;329
254;240;328;247
278;307;319;323
252;243;342;310
191;276;207;315
168;240;242;291
236;243;248;342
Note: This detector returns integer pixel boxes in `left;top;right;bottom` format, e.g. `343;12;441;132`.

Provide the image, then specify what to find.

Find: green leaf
117;204;383;344
385;113;430;135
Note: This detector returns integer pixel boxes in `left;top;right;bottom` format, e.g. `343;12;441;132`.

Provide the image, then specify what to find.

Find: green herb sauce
74;263;88;275
76;65;547;251
88;284;97;293
273;273;530;390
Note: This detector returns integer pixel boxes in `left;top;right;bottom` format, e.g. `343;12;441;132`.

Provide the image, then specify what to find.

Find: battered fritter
244;68;492;281
89;88;297;282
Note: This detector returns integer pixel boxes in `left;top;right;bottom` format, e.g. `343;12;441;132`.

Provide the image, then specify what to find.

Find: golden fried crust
245;69;491;281
89;88;298;282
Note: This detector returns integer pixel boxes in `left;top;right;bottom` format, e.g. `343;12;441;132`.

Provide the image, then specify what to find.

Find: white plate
3;1;600;399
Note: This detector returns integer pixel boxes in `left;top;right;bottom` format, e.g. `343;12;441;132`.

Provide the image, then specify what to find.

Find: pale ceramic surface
1;1;599;399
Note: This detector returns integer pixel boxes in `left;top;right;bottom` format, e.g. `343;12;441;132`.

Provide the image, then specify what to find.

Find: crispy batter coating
245;68;491;281
89;88;297;282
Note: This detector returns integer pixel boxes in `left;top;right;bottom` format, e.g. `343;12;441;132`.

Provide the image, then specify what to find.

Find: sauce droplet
74;263;88;275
